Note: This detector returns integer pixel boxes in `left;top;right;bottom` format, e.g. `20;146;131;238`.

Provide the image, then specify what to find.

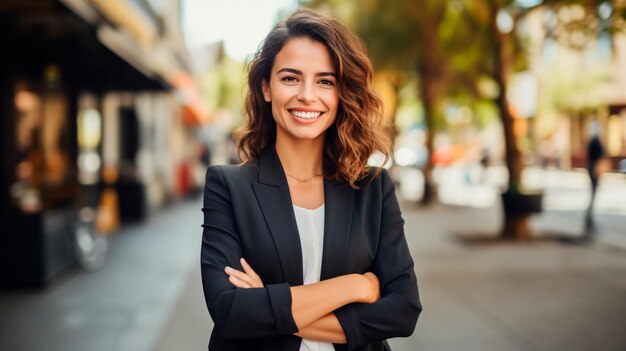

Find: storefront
0;0;203;288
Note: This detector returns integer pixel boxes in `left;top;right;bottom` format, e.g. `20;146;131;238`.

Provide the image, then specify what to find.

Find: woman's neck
275;136;324;178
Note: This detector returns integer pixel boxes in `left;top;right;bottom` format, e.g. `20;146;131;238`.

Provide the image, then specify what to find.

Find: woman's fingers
224;258;264;288
228;274;251;288
240;258;264;287
224;266;257;288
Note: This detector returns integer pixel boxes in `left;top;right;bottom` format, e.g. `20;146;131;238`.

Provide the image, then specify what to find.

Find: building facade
0;0;207;288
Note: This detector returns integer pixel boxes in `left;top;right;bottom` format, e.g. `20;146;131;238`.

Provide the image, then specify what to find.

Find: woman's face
262;37;339;144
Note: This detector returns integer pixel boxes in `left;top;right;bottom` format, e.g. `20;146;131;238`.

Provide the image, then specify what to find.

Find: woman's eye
319;79;335;86
282;76;298;83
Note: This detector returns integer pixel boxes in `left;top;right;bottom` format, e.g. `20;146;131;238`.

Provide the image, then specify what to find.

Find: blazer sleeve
201;165;299;339
335;170;422;350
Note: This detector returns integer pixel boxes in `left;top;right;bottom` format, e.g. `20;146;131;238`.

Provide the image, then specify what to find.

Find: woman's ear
261;80;271;102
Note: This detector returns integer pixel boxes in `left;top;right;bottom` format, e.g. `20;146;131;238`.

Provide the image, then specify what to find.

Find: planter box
1;205;76;288
115;180;147;222
501;190;543;216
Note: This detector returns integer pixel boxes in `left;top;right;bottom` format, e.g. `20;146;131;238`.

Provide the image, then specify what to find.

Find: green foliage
307;0;421;71
203;56;247;126
394;73;431;131
304;0;625;133
540;62;613;113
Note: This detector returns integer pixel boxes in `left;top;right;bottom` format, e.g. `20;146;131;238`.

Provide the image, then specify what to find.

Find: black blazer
201;147;421;351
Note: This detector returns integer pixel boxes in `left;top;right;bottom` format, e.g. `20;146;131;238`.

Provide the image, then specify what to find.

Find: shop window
607;114;623;157
10;80;73;213
77;102;102;185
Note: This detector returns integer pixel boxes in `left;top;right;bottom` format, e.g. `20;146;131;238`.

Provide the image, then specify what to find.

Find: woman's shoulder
361;166;391;182
356;166;393;190
206;162;259;183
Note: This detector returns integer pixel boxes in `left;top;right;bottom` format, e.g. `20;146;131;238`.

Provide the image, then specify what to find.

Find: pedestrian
200;8;421;351
583;120;605;238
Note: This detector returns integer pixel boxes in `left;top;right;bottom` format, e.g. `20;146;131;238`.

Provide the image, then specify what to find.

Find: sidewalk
392;201;626;351
156;197;626;351
0;198;203;351
415;165;626;249
2;190;625;351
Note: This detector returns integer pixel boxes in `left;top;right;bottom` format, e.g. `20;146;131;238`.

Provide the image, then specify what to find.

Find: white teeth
291;110;322;119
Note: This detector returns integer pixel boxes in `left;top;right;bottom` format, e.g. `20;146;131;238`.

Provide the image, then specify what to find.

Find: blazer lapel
252;147;303;285
320;178;354;280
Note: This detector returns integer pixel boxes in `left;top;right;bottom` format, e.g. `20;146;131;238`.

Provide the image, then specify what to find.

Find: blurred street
0;198;203;351
401;165;626;249
2;1;626;350
2;167;626;351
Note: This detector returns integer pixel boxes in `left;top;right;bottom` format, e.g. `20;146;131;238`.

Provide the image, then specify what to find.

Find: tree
457;0;625;239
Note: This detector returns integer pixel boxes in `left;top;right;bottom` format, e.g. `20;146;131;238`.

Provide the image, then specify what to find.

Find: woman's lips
289;109;323;123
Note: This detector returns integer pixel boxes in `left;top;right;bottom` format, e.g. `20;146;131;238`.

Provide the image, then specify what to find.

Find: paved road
397;165;626;248
391;202;626;351
2;173;626;351
0;198;203;351
157;178;626;351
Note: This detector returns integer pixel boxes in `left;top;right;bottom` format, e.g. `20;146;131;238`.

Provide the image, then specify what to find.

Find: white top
293;204;335;351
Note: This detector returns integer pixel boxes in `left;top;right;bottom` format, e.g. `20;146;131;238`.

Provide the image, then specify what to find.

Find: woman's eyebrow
276;67;336;77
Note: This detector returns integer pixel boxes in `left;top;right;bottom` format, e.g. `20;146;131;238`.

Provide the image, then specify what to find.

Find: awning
172;72;210;126
0;3;168;91
59;0;177;90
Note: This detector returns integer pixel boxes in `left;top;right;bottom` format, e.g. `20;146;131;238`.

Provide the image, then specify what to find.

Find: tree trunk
419;74;437;205
501;215;532;240
488;1;530;239
417;8;443;206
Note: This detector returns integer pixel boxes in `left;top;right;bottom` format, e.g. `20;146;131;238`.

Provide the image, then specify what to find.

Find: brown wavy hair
236;8;390;188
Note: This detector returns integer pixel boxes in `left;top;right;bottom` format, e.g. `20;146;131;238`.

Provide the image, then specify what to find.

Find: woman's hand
224;258;264;288
225;259;378;304
359;272;381;304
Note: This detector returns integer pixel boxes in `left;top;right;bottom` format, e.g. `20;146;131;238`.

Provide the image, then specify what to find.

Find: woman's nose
297;82;317;103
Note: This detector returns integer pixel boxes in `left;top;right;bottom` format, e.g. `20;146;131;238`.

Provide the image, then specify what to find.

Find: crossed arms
201;166;421;349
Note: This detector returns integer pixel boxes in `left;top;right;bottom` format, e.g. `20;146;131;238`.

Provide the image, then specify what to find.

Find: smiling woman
201;8;421;351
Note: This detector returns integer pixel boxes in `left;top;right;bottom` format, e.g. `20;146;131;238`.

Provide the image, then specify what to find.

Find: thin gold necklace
285;173;323;182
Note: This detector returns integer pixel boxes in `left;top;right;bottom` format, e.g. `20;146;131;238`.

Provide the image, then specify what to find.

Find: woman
201;9;421;351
